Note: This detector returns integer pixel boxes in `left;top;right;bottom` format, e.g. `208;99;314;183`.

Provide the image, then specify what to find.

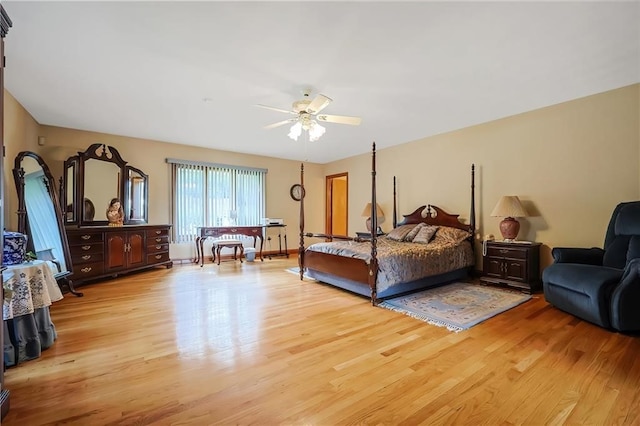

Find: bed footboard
304;251;370;285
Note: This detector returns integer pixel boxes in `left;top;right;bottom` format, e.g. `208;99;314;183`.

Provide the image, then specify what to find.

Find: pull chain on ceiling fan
256;91;362;141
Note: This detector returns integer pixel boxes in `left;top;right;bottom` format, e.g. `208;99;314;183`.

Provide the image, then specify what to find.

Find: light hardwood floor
3;258;640;425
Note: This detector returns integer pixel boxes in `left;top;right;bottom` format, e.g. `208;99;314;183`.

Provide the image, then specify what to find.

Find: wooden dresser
66;224;172;286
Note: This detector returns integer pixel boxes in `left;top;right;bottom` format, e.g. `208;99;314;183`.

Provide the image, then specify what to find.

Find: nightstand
480;241;542;293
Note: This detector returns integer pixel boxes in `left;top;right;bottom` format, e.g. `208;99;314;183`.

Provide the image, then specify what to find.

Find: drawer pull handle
82;255;91;260
230;228;237;232
155;245;162;249
155;238;162;243
155;254;162;259
155;230;161;235
499;249;509;254
81;235;92;240
82;245;91;251
81;267;92;273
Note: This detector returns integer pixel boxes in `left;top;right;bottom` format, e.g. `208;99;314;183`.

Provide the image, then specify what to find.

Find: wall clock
290;184;305;201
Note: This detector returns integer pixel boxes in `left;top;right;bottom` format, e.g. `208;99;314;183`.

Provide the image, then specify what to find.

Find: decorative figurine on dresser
61;144;172;287
106;197;125;226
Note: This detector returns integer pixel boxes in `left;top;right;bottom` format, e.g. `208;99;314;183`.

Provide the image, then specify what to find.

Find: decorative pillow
412;225;439;244
403;222;426;241
386;224;418;241
433;226;471;244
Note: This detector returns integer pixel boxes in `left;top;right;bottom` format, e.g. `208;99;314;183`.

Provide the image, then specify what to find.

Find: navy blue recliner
542;201;640;332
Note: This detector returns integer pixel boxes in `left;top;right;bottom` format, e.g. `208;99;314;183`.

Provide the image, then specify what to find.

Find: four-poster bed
298;143;476;305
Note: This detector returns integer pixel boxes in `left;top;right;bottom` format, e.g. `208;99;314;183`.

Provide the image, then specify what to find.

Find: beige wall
3;92;326;242
325;84;640;268
4;84;639;269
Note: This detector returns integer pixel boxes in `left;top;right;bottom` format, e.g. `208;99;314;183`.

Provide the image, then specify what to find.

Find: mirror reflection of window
130;176;145;220
65;162;75;222
24;169;68;272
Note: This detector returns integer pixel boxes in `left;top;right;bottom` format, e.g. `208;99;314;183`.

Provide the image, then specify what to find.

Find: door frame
325;172;348;236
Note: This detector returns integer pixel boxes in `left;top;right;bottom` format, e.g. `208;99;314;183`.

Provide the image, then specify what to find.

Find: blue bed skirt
306;267;471;300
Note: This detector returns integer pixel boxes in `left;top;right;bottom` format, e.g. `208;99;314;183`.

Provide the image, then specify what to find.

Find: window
168;159;266;243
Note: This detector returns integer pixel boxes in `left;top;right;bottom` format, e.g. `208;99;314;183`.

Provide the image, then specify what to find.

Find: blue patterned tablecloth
3;259;63;320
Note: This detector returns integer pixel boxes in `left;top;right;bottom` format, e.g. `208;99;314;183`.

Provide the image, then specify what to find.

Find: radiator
169;242;196;261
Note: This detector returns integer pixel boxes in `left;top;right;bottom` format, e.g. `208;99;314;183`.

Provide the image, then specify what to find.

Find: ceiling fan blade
264;118;297;129
305;94;332;114
255;104;297;115
316;114;362;126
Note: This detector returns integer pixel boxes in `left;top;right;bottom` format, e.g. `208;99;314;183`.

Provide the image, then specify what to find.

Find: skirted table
3;260;63;367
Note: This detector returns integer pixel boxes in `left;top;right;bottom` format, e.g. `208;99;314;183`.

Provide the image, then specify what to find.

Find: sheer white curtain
24;170;68;271
168;159;266;243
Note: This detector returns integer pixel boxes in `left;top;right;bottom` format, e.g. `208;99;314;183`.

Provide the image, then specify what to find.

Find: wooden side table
480;241;541;293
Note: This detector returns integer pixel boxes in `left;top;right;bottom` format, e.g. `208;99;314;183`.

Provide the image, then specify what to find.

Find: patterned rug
379;282;532;332
285;267;317;281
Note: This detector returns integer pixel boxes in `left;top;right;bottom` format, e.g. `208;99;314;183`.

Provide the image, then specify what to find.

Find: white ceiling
3;1;639;164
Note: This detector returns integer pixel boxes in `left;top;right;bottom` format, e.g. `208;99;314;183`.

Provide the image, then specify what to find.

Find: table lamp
490;195;528;241
361;202;385;233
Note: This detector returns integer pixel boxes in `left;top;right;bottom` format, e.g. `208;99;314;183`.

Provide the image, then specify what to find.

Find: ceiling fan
256;91;362;141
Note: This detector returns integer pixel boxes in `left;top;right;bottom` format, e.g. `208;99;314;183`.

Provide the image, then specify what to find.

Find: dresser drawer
72;252;105;265
148;235;169;245
72;261;104;279
67;232;104;245
146;228;170;238
147;252;170;265
70;242;104;256
147;242;169;253
486;246;527;260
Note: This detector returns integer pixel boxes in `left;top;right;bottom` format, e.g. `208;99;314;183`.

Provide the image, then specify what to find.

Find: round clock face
290;184;305;201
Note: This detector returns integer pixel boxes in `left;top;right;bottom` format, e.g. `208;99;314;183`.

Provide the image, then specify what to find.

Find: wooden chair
211;240;244;265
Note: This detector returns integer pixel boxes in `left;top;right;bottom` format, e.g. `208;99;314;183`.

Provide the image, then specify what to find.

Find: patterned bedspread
305;236;474;294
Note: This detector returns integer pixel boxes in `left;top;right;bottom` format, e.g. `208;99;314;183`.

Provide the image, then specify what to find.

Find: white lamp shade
361;202;385;222
490;196;528;218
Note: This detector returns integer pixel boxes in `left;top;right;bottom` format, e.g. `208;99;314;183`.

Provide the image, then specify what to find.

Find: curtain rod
166;158;267;173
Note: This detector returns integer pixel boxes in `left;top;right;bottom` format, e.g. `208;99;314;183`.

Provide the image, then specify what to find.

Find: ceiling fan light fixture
308;121;325;142
261;91;360;142
288;122;302;141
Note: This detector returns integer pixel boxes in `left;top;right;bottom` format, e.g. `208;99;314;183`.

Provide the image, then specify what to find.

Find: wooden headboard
397;205;473;232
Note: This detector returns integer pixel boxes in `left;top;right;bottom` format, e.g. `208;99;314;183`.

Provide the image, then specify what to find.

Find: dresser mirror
13;151;82;296
63;144;148;226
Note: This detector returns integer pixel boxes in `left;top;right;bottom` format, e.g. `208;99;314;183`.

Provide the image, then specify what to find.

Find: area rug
285;267;317;281
379;282;532;332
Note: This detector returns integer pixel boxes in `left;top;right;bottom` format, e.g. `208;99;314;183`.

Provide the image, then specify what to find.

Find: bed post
393;176;397;228
470;164;476;252
369;142;379;305
298;162;305;281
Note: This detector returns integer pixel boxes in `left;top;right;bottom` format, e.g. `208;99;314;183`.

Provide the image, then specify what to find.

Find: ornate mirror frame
13;151;82;296
62;144;149;226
